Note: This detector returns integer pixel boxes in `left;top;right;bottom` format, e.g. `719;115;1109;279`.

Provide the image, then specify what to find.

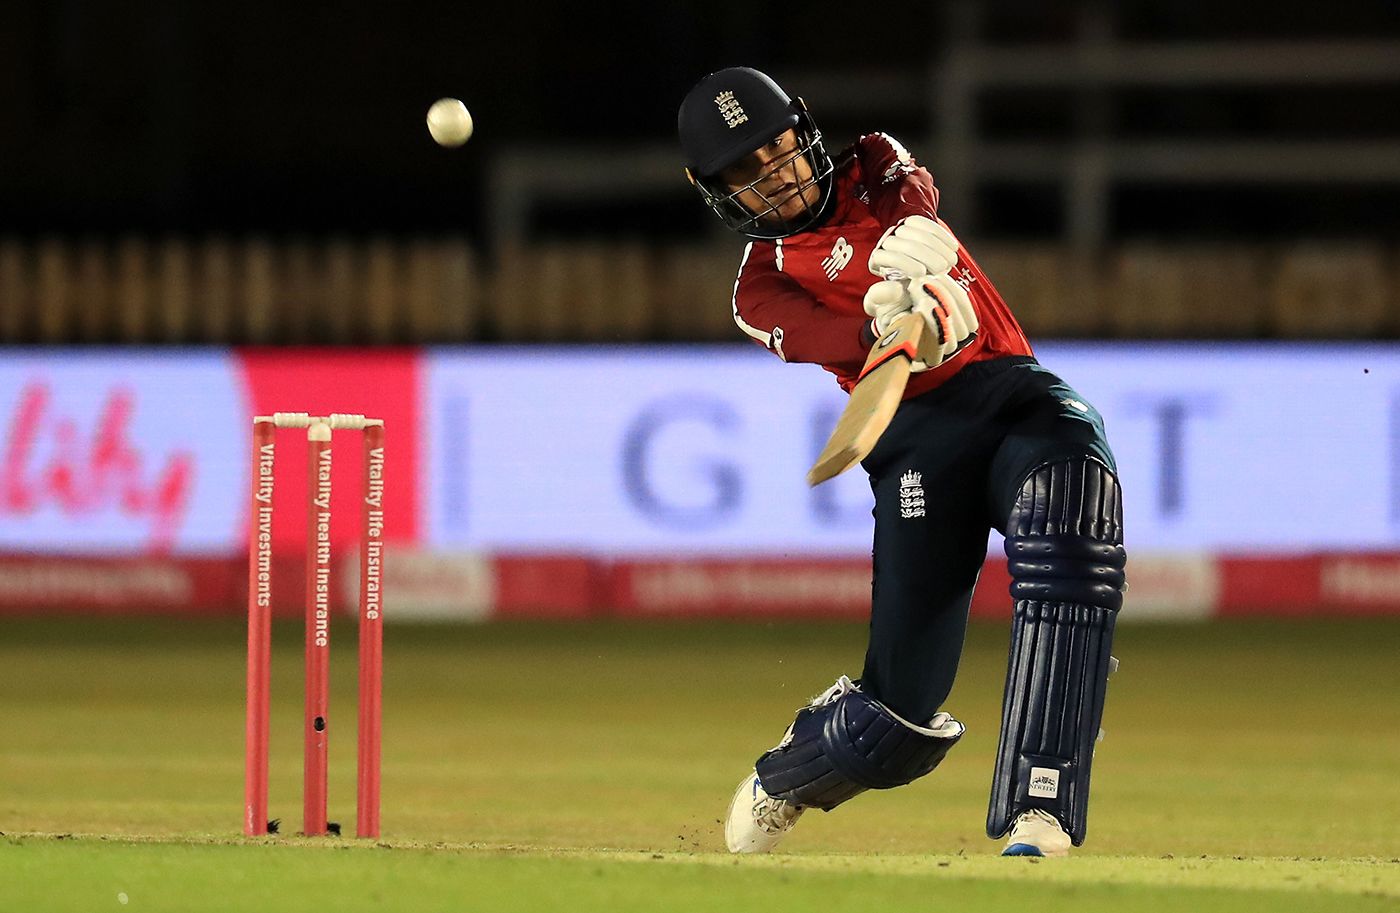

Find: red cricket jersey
730;133;1032;395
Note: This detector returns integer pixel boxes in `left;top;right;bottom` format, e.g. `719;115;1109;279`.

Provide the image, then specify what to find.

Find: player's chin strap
987;458;1126;846
754;676;964;811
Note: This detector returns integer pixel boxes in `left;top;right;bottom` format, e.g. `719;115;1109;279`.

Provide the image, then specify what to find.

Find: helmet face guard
687;104;836;240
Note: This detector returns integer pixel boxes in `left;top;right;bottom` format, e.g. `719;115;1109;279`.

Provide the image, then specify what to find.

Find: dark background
5;0;1400;241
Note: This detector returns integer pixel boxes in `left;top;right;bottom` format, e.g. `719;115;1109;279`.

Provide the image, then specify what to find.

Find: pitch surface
2;617;1396;911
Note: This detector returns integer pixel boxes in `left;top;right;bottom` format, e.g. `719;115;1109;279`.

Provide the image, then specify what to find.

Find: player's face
719;129;822;225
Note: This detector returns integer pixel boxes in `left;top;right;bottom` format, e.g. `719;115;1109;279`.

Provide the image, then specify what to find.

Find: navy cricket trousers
857;355;1117;724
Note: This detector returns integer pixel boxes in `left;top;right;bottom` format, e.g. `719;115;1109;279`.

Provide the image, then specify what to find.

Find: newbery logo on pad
1028;767;1060;799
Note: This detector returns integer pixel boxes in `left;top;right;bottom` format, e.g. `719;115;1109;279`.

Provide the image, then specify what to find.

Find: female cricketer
677;67;1127;858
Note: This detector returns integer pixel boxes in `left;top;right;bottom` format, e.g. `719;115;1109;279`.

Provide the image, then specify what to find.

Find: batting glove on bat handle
868;215;961;281
909;274;979;370
862;278;914;336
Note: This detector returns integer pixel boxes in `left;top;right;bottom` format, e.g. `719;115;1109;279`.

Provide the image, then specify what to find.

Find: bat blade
807;313;927;486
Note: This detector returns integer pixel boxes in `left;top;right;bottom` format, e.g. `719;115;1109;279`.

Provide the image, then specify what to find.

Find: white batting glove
908;274;978;369
862;279;913;335
868;215;960;281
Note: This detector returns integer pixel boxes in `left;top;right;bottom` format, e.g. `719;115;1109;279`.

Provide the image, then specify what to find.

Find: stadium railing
0;237;1395;344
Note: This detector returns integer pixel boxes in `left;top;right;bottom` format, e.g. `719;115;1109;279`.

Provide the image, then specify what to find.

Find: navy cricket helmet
677;67;835;239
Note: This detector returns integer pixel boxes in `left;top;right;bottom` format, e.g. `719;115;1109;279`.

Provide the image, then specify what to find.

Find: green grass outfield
2;617;1397;911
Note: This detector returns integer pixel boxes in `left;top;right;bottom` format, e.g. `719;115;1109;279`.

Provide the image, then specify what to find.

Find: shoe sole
1002;843;1046;857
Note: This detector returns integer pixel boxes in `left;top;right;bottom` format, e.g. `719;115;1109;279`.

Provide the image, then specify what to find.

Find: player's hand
862;279;913;335
909;274;978;369
868;215;960;281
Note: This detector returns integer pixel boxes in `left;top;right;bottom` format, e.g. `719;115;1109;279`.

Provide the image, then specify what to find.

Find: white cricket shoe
723;677;854;854
724;770;804;854
1001;809;1072;858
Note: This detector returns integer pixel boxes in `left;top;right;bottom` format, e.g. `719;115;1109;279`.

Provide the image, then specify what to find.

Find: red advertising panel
0;554;240;616
237;349;421;551
604;557;873;619
1218;552;1400;617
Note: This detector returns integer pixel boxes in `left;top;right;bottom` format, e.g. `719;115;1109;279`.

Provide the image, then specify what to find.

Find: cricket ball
427;98;473;147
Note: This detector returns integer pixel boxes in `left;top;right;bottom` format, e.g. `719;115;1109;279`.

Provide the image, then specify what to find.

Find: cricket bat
807;312;932;486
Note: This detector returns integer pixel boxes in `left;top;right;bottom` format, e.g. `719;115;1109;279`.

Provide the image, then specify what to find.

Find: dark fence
1;237;1396;344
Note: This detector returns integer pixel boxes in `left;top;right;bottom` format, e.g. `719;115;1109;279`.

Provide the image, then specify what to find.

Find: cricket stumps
244;412;385;838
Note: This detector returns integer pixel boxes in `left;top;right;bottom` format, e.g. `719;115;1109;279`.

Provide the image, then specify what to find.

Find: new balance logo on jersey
715;91;748;128
821;237;853;281
899;470;925;519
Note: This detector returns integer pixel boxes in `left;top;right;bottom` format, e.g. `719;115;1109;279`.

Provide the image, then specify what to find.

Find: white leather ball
427;98;473;147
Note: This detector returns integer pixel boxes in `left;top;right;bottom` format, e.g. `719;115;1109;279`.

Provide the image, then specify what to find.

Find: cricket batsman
678;67;1126;857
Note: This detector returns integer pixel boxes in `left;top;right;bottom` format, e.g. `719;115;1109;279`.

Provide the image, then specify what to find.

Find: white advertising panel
427;343;1396;554
0;345;1391;558
0;351;246;553
425;346;869;553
